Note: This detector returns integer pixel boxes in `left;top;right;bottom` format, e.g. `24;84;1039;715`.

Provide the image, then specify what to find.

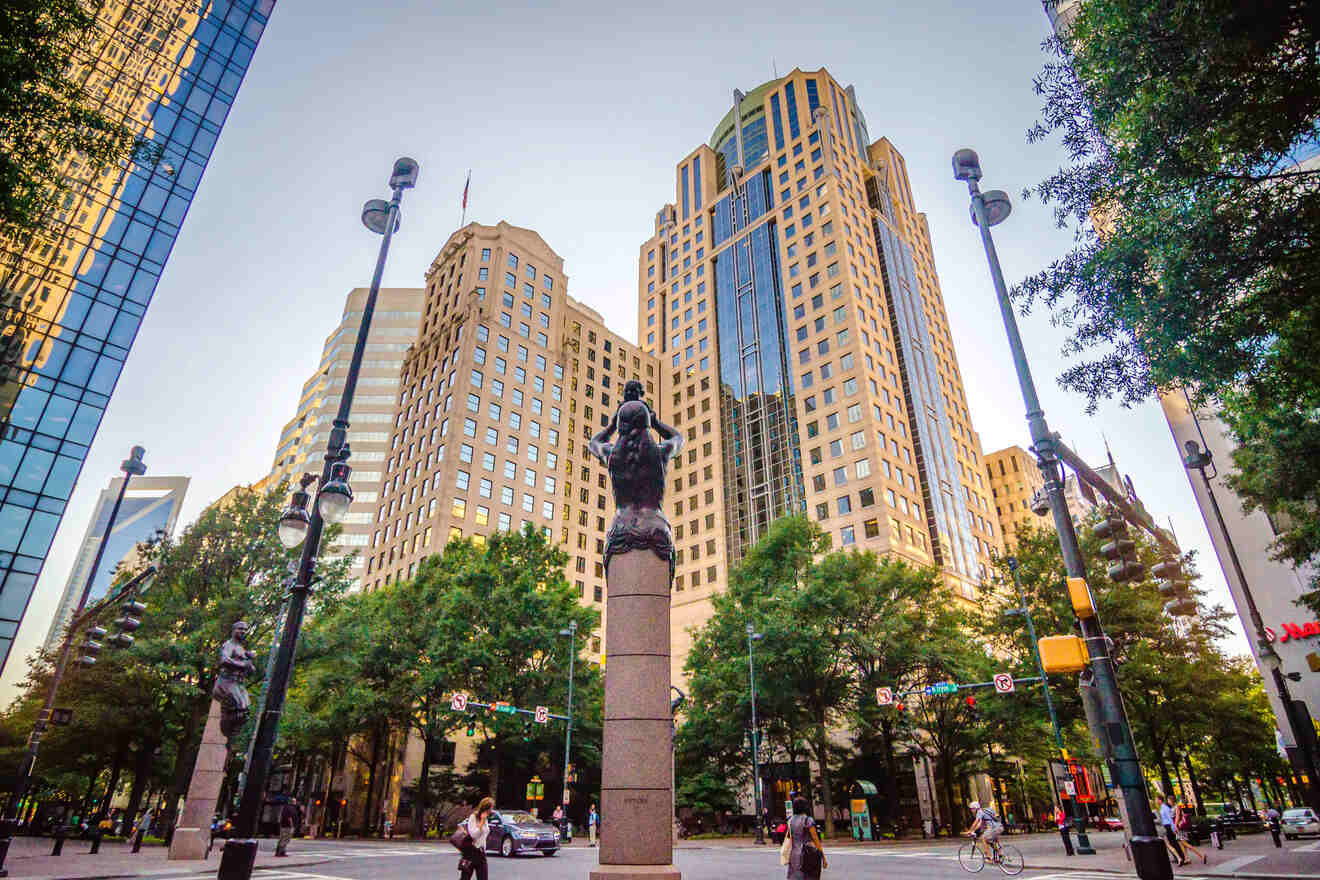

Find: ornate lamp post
747;623;765;844
218;157;418;880
954;148;1169;880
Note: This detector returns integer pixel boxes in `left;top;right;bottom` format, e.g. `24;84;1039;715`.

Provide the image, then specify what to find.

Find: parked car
1283;807;1320;839
484;810;560;857
1098;815;1123;831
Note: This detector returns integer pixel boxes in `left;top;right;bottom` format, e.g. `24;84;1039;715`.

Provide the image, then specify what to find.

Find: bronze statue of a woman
212;620;257;748
588;379;683;582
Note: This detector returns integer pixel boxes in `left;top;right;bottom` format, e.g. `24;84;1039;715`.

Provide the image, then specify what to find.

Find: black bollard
51;829;65;856
89;831;102;854
131;829;144;853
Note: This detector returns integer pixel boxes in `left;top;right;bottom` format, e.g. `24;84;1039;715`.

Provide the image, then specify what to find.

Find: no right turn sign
993;674;1015;694
876;687;894;705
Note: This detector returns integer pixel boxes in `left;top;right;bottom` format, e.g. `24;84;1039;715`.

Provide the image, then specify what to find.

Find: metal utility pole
1006;558;1093;853
747;623;765;844
559;621;577;815
955;148;1170;880
0;446;148;876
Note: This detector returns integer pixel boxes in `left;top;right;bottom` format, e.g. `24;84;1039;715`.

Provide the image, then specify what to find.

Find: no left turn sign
876;687;894;705
993;674;1015;694
535;705;549;724
451;692;468;712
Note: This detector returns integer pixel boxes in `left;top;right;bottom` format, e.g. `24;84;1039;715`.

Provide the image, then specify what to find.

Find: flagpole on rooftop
460;169;471;227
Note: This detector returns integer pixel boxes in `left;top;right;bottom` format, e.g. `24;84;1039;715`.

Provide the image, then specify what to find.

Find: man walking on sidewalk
588;803;598;847
1160;794;1187;866
275;798;298;857
1266;804;1282;848
1055;804;1074;856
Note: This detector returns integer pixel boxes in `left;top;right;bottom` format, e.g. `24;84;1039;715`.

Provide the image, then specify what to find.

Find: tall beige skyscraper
637;67;1000;679
365;222;661;664
265;287;424;586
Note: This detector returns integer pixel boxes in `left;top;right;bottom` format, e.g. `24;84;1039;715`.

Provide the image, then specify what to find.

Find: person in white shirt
1159;795;1187;866
459;797;493;880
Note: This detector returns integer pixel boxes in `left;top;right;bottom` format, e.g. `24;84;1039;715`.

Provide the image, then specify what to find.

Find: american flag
462;170;471;210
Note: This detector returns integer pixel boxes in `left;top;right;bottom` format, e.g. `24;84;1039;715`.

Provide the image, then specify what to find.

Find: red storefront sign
1279;621;1320;643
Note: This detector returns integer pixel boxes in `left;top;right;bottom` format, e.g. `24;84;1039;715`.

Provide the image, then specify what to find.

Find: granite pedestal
168;700;227;860
590;549;680;880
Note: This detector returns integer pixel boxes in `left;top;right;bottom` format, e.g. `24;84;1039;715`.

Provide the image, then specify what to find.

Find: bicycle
958;835;1024;875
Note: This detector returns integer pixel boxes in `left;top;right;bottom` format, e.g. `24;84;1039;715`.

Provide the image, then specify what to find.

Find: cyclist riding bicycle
967;801;1004;861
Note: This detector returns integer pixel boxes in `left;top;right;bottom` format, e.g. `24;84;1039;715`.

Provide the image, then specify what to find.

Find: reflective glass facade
712;171;804;561
0;0;275;671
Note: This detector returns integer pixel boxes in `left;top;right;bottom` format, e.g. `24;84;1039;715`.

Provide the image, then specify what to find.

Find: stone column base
167;827;208;861
590;865;681;880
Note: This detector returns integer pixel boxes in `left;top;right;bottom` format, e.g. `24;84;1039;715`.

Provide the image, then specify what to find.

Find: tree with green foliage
1023;0;1320;602
1;1;155;239
682;517;959;837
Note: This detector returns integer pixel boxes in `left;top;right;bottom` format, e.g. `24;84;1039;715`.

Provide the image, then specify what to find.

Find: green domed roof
709;77;782;150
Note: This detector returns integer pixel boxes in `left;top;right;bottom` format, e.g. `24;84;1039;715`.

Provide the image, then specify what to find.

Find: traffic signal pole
956;150;1171;880
1006;559;1093;853
0;447;147;876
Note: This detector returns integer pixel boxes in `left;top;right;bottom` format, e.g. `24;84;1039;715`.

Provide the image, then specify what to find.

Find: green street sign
925;682;958;695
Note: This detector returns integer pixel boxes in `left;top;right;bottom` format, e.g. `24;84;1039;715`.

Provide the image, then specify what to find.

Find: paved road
135;840;1222;880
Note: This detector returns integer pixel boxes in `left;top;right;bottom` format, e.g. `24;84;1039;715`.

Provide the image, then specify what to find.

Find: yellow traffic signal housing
1067;577;1096;618
1039;635;1089;674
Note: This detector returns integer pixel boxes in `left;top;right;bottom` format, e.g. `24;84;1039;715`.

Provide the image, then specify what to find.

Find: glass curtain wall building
0;1;275;671
640;67;1001;682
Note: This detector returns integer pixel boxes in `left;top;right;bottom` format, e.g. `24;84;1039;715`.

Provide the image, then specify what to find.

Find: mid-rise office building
265;287;424;587
42;474;188;650
985;446;1044;551
0;0;276;671
637;67;999;679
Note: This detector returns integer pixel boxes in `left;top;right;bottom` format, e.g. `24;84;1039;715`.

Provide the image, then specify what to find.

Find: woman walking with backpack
782;796;827;880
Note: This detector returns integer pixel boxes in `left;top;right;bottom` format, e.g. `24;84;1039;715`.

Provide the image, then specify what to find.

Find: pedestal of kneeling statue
169;700;227;860
588;381;682;880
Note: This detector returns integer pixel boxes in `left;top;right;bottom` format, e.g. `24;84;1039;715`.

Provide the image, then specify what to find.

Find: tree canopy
1024;0;1320;600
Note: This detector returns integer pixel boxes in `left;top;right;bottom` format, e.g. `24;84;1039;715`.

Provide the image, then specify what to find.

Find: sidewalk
2;835;339;880
673;829;1320;878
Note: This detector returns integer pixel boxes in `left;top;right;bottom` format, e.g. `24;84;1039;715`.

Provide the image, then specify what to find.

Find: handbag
779;829;792;865
801;840;823;878
449;822;473;851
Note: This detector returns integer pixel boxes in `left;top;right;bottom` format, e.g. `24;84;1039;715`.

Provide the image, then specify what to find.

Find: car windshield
500;811;538;824
1283;809;1313;820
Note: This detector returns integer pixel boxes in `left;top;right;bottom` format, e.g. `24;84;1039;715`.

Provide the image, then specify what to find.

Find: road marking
1212;853;1265;872
1293;839;1320;852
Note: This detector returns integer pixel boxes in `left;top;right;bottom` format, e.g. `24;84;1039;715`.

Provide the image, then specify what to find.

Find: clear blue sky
0;0;1250;695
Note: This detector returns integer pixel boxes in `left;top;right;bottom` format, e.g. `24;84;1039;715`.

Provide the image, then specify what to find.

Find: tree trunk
362;723;383;833
940;751;960;834
813;718;834;838
880;720;901;828
1156;753;1174;800
80;773;99;821
122;739;158;828
1183;754;1204;813
414;723;432;839
97;744;127;822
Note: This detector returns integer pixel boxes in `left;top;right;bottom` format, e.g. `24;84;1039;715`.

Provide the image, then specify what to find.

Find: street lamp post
1182;440;1320;814
1005;557;1093;853
747;623;765;845
218;157;418;880
558;621;577;825
0;446;148;876
955;148;1170;880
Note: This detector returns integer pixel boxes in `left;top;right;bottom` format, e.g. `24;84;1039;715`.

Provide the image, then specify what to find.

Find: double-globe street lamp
0;446;150;876
218;157;419;880
954;148;1170;880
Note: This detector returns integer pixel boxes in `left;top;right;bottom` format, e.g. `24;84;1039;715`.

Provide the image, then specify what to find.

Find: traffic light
522;721;532;742
894;701;906;715
110;599;146;648
1093;511;1144;582
78;626;107;667
1152;558;1197;617
964;695;979;721
466;714;477;737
